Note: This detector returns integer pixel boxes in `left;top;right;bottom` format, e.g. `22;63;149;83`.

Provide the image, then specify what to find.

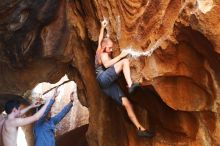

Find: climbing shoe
128;83;140;94
137;129;154;138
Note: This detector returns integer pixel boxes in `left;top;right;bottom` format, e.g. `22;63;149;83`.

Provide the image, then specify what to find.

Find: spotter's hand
31;100;42;108
53;87;60;99
70;91;75;102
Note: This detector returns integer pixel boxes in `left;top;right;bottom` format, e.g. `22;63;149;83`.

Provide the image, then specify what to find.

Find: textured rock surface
0;0;220;146
56;124;89;146
32;75;89;136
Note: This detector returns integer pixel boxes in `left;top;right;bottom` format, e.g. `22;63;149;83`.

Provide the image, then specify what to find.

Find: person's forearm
62;103;73;114
20;105;32;116
98;27;105;46
20;94;54;116
33;99;51;120
51;102;73;124
103;55;122;68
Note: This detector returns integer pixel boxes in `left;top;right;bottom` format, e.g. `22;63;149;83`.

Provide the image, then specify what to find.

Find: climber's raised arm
101;51;128;68
97;19;108;50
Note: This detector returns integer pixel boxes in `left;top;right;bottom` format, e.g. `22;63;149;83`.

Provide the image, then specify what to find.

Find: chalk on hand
121;34;169;58
101;17;109;25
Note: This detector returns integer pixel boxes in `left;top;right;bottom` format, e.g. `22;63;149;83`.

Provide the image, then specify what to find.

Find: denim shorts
97;66;125;105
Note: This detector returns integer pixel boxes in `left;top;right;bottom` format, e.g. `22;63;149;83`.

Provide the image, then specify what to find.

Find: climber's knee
121;97;131;108
122;58;129;65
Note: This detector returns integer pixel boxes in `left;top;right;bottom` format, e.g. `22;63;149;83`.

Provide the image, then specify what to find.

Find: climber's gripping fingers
101;18;108;28
119;50;129;59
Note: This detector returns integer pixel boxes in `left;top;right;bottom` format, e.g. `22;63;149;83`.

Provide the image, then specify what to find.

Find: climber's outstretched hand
101;18;108;28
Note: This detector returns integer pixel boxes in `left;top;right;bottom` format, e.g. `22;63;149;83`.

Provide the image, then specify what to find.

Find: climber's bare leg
122;97;145;130
114;58;132;88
